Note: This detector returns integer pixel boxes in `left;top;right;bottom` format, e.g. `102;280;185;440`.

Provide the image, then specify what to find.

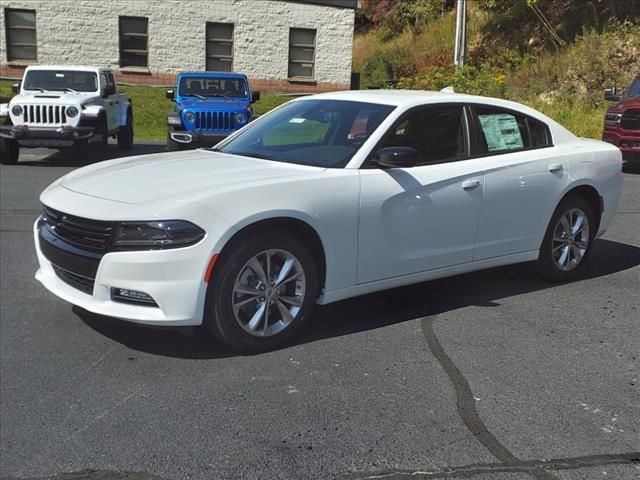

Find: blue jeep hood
178;99;248;110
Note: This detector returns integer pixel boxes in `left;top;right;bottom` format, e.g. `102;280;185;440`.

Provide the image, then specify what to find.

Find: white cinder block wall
0;0;354;87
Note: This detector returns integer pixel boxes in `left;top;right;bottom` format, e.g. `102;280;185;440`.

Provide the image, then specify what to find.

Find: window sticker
289;117;306;124
478;113;523;151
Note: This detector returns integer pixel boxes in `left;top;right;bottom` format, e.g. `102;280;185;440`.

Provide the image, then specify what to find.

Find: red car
603;74;640;161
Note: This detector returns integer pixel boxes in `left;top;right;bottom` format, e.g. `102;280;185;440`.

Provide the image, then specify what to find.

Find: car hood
59;150;324;205
607;96;640;113
178;99;248;110
11;92;99;105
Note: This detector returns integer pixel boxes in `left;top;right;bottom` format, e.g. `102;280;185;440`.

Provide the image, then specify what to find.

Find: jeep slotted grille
193;111;235;131
22;105;68;125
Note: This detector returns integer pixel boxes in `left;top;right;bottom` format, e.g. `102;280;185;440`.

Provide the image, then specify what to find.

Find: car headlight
66;106;79;118
185;111;195;122
235;112;246;123
11;105;23;116
112;220;205;251
604;113;622;126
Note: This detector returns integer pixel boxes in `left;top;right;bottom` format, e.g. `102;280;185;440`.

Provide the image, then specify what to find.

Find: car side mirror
604;87;621;102
12;82;20;94
374;147;419;168
166;89;175;101
251;91;260;103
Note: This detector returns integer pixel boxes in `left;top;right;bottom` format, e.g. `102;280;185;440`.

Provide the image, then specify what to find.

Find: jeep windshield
179;77;248;99
23;70;98;93
213;99;396;168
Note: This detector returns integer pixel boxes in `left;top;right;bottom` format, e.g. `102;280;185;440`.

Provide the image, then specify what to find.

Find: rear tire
537;194;596;282
0;139;19;165
204;230;319;353
117;113;133;150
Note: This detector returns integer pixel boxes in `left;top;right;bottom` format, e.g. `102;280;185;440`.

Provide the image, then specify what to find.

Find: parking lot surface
1;147;639;480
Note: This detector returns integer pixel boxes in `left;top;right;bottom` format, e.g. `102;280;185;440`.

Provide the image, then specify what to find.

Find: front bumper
1;124;96;147
603;128;640;161
169;129;230;146
34;218;210;327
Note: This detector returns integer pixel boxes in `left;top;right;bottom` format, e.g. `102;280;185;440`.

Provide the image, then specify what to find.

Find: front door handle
462;179;480;190
548;163;563;172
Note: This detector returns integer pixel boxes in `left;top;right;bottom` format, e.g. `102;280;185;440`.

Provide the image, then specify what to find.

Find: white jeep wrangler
0;65;133;164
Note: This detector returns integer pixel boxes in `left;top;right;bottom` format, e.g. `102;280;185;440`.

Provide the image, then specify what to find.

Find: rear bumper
603;128;640;161
169;129;229;146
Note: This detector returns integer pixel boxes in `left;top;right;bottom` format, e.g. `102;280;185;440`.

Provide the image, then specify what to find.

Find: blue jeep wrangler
166;72;260;150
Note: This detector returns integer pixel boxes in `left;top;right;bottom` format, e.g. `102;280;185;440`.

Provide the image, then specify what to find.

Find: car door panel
357;162;484;284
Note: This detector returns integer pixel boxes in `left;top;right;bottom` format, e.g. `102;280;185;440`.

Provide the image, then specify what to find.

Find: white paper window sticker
55;73;65;78
478;113;524;151
289;117;306;124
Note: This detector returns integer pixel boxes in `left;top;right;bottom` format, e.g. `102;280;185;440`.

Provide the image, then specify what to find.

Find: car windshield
214;99;396;168
179;77;248;98
624;78;640;98
23;70;98;92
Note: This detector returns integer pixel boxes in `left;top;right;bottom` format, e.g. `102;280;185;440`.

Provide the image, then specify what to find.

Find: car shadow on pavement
15;142;166;167
75;239;640;359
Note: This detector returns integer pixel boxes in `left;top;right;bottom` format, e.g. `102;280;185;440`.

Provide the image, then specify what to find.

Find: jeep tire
0;139;19;165
117;112;134;150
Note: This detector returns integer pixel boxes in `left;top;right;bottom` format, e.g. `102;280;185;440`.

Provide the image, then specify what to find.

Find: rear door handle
548;163;563;172
462;179;480;190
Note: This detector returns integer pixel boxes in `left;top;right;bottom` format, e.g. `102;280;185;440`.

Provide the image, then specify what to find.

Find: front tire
167;132;183;151
205;231;319;353
0;139;19;165
117;113;133;150
538;195;596;282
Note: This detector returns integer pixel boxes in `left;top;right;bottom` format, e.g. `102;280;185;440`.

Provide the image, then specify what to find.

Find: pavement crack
420;316;559;480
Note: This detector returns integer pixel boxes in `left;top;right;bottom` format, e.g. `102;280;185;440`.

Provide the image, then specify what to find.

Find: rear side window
474;106;551;153
528;117;551;147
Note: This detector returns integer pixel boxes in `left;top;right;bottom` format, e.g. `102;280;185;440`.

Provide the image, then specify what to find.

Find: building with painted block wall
0;0;356;93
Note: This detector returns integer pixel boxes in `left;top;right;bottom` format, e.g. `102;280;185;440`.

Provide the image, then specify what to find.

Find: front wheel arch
213;217;327;298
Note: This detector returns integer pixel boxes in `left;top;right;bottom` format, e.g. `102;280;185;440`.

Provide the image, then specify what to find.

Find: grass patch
0;80;291;141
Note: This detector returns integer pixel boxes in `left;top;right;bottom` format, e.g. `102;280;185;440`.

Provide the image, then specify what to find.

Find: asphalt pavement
1;146;639;480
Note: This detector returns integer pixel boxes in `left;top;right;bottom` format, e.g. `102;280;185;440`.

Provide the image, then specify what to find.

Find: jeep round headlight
66;106;79;118
11;105;23;116
235;112;246;124
185;111;195;122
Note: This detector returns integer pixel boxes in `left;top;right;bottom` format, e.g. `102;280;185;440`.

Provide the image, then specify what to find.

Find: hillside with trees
353;0;640;138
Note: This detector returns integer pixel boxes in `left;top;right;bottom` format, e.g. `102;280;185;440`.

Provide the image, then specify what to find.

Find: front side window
179;76;247;99
5;8;36;61
376;105;468;165
215;99;396;168
119;16;148;68
288;28;316;79
206;22;234;72
23;70;98;92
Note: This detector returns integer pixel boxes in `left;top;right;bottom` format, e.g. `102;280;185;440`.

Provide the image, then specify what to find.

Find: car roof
178;71;247;79
304;89;529;109
24;65;106;73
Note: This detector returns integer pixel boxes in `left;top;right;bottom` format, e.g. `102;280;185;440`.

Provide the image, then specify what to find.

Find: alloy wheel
232;249;306;337
551;208;590;272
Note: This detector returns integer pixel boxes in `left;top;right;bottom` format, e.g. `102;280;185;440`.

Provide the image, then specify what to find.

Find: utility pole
454;0;467;67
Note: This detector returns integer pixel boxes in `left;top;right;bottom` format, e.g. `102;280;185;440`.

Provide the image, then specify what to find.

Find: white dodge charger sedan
34;90;623;351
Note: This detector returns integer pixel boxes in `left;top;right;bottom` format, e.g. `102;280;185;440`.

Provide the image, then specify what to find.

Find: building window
206;22;234;72
119;16;148;68
5;8;37;62
288;28;316;80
